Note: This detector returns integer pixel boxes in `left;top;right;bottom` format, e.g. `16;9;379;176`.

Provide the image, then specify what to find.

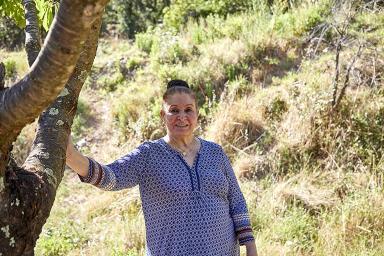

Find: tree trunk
0;0;106;255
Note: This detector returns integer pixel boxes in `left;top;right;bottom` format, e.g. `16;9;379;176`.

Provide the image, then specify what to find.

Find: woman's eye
186;108;193;113
170;109;179;114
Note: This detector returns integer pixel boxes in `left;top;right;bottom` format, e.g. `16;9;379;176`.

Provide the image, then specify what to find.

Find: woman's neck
164;134;196;148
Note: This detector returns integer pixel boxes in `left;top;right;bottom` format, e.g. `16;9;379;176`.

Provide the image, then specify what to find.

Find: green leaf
0;0;26;27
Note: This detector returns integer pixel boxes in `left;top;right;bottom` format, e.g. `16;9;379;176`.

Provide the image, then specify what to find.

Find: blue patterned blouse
80;137;254;256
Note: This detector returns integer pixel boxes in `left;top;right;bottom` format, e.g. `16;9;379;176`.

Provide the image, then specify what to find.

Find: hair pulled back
162;80;196;103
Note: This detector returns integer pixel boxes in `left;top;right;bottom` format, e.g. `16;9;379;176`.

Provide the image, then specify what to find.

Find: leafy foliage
34;0;58;31
163;0;255;30
0;0;25;27
0;0;57;31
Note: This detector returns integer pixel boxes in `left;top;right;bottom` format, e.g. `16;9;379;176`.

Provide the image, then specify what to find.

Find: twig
331;40;342;107
227;143;250;156
333;43;363;109
313;24;331;57
370;47;378;87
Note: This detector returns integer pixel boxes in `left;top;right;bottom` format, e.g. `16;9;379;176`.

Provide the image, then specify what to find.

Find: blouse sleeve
79;143;149;191
219;147;255;245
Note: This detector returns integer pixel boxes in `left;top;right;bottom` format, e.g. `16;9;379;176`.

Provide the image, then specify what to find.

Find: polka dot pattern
80;137;254;255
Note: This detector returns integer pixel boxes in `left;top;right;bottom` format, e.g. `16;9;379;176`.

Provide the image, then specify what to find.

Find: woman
66;80;258;256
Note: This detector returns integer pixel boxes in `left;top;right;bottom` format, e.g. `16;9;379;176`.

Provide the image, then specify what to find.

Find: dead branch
333;43;364;110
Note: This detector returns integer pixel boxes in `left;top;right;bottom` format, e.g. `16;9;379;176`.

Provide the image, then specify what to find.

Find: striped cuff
78;157;104;186
236;226;255;245
233;213;255;245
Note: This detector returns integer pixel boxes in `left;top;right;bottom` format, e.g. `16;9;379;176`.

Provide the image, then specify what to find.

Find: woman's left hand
245;240;258;256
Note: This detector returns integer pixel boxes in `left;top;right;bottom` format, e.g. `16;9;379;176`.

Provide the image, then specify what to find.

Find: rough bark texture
0;0;106;255
23;0;42;67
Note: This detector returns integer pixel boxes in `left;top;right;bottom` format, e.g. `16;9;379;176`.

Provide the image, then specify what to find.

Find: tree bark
0;0;106;255
23;0;42;67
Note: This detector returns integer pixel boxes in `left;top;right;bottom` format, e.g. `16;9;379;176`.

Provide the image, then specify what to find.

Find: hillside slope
2;0;383;255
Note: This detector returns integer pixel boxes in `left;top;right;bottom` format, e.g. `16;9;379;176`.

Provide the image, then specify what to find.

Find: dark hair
162;79;196;103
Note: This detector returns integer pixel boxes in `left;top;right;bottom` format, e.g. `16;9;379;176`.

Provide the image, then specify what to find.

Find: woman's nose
177;111;187;119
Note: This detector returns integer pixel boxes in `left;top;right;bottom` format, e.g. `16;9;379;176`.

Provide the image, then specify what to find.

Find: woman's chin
169;129;193;137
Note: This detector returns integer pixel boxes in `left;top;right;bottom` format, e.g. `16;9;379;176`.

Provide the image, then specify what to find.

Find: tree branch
24;15;103;190
0;0;108;176
0;0;108;138
23;0;41;67
333;44;363;110
331;40;342;107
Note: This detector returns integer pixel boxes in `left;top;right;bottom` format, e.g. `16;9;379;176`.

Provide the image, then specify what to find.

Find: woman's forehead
163;93;195;106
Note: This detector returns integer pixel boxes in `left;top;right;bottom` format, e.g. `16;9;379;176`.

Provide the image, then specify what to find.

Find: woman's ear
160;109;165;120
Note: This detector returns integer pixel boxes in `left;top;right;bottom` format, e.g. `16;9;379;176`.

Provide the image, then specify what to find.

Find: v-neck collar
159;137;204;191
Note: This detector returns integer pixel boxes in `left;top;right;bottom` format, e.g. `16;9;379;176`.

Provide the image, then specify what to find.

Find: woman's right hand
66;135;76;160
66;135;89;177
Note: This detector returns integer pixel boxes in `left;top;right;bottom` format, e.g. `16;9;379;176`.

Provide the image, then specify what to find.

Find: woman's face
161;92;198;139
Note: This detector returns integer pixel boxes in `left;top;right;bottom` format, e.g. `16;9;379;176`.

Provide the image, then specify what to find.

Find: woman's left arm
219;147;257;250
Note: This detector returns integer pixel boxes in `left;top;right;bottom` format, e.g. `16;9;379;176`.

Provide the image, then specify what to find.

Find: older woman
66;80;258;256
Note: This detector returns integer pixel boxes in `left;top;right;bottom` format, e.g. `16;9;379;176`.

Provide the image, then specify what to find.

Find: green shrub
112;83;162;141
126;58;141;71
346;106;384;165
150;31;191;65
273;207;318;251
4;59;17;79
135;32;156;54
36;221;88;256
273;2;330;37
97;72;125;92
163;0;254;30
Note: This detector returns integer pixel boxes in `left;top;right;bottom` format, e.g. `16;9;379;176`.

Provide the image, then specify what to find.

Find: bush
150;30;192;65
4;59;17;80
112;83;163;141
273;207;318;251
264;97;288;122
163;0;254;30
102;0;170;38
36;221;88;256
135;32;156;54
273;1;330;37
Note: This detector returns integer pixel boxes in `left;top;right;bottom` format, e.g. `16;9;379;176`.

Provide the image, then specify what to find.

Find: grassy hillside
2;0;384;255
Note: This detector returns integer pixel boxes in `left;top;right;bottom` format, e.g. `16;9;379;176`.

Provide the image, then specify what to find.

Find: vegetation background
1;0;383;255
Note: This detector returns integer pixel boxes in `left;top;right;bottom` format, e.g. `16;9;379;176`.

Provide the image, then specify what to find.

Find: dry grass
272;172;340;213
205;94;265;157
233;154;271;180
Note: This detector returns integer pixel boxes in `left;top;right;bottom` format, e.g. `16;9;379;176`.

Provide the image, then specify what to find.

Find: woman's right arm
66;136;89;178
66;136;148;190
